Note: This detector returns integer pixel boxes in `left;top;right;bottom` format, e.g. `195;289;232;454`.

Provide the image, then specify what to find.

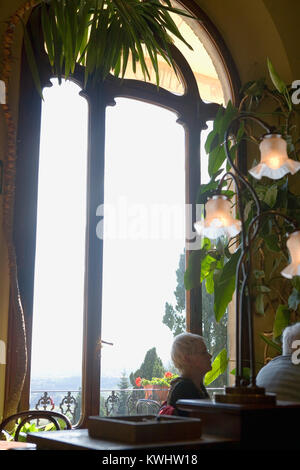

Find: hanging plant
22;0;193;96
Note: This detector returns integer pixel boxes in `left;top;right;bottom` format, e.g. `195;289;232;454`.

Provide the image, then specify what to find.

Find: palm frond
27;0;194;93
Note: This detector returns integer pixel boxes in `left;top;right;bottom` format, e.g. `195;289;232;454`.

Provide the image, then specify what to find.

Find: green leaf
241;78;265;97
244;201;253;223
76;4;92;64
200;253;219;282
267;57;286;94
259;333;282;353
205;101;238;178
196;180;219;204
214;250;241;322
196;172;228;204
253;270;265;279
205;271;214;294
41;2;54;67
204;349;229;386
201;237;211;250
184;248;207;291
204;130;219;155
264;184;277;207
255;293;265;315
212;103;225;128
208;144;226;178
273;305;291;340
219;100;238;139
236;121;245;142
22;20;43;99
221;189;235;199
49;3;63;83
30;0;195;88
293;276;300;292
256;285;271;293
277;189;289;210
230;367;251;380
264;234;281;252
44;423;55;432
288;288;300;310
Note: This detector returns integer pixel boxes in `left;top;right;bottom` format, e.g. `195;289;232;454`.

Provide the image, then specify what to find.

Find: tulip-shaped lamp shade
281;231;300;279
194;195;242;239
249;134;300;180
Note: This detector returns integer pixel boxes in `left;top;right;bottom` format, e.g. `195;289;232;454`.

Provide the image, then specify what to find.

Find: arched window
6;1;240;426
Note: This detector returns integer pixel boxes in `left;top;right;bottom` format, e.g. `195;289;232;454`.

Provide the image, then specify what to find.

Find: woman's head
171;332;212;377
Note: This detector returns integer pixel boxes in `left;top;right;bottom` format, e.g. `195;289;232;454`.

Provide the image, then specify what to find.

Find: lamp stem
217;171;245;386
247;210;297;243
223;115;267;388
211;113;297;403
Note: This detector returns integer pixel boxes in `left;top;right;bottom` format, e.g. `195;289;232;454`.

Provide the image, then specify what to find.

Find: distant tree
74;388;82;424
163;253;186;335
129;347;165;386
163;251;228;387
117;371;130;415
100;395;107;417
164;361;179;375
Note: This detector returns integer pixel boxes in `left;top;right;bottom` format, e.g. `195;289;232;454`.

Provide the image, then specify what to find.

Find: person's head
282;323;300;355
171;332;212;378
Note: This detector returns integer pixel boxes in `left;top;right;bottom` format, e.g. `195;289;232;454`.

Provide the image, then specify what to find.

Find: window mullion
80;85;107;426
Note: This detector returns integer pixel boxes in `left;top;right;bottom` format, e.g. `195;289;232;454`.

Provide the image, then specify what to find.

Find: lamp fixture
281;231;300;279
194;114;300;404
194;195;242;240
249;133;300;180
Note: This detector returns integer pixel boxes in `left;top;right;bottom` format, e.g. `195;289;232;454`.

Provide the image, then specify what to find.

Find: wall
0;0;26;420
196;0;295;82
0;0;299;416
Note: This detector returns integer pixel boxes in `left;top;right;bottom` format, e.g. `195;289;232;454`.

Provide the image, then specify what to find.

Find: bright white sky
30;78;212;383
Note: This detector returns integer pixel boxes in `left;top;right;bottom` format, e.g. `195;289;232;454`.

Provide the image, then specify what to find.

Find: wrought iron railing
30;390;81;425
30;387;224;425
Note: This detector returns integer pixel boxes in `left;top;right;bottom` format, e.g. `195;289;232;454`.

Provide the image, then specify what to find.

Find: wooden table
176;399;300;450
27;428;238;451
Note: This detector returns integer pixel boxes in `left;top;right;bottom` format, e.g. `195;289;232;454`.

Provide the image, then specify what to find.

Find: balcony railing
30;387;224;425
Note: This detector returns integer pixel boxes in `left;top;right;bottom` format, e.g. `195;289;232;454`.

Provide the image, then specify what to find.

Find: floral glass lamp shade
194;195;242;239
281;231;300;279
249;134;300;180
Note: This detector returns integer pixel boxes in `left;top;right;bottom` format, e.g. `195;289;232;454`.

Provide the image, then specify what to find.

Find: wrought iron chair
136;398;161;415
0;410;72;442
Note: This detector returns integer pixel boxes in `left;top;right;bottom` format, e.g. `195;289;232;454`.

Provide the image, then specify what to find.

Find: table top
27;428;238;451
176;398;300;412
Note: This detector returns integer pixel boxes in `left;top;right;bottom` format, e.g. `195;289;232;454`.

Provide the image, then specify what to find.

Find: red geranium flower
135;376;142;387
164;371;173;378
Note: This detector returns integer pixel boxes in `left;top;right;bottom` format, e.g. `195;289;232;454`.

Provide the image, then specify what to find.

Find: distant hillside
31;375;125;392
31;376;82;391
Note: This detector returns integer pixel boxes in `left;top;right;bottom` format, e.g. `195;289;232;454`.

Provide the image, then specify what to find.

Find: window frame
5;1;240;425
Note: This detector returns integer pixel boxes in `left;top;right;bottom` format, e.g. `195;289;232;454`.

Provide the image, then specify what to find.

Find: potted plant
135;377;153;399
135;372;179;402
184;59;300;380
21;0;194;96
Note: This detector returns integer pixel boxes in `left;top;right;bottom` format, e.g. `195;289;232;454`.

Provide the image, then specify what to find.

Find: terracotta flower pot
154;385;169;403
143;384;153;399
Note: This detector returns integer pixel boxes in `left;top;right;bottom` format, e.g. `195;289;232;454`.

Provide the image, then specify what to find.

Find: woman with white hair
166;332;212;414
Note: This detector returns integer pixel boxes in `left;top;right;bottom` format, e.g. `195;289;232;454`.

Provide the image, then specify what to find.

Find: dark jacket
167;377;209;415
